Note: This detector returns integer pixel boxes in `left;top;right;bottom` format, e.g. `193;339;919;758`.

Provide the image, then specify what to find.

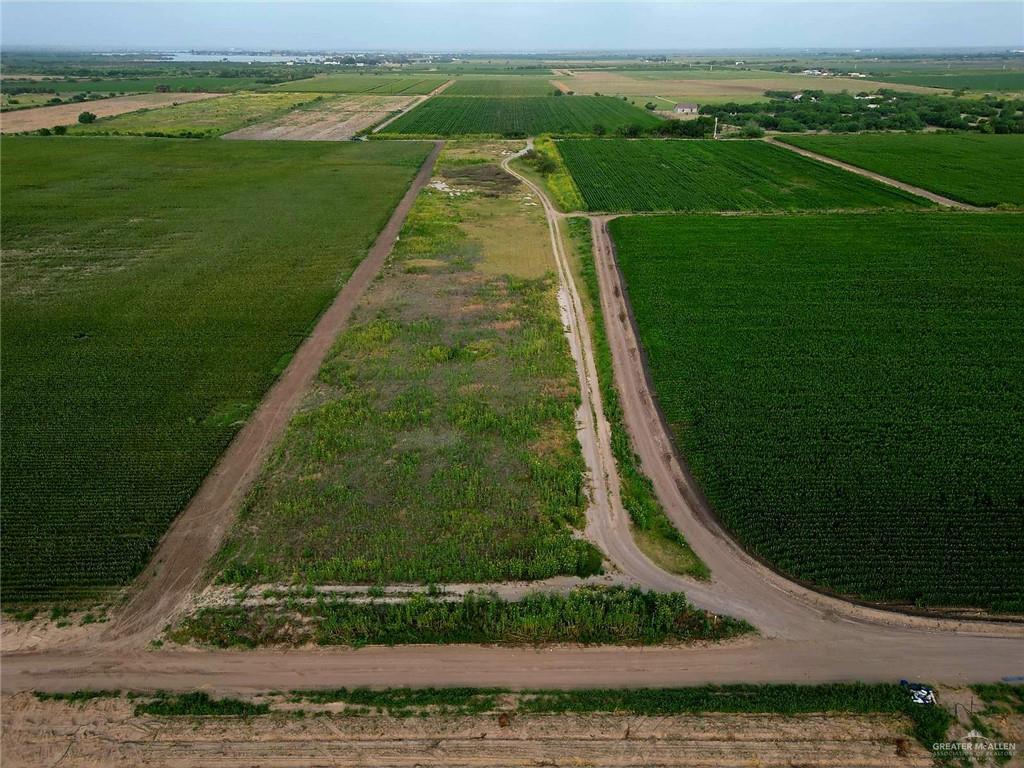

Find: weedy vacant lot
210;143;602;586
222;94;418;140
273;74;448;94
0;137;432;602
780;133;1024;207
0;92;223;133
67;91;321;137
610;213;1024;611
558;139;927;211
444;75;561;96
381;96;662;136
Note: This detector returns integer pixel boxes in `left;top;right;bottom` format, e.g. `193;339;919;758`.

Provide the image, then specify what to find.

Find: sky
1;1;1022;52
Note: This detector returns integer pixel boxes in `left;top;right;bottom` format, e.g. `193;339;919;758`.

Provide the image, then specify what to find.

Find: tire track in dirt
103;141;444;645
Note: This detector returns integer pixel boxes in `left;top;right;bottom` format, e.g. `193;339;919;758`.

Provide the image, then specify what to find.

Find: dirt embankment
0;692;932;768
0;93;222;133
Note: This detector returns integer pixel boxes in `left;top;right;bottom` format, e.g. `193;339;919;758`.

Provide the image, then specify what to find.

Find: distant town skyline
2;1;1022;52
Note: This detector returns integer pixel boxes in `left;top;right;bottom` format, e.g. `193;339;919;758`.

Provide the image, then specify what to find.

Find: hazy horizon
2;1;1022;52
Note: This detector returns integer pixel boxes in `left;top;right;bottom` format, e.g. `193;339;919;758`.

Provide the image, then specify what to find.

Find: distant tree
36;127;52;136
155;84;171;93
592;124;607;136
53;125;67;135
644;102;657;111
78;111;97;124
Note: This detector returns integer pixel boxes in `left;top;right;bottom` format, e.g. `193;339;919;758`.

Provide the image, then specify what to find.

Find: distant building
674;103;699;115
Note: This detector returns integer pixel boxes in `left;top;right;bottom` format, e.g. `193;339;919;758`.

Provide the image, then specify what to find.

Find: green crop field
444;75;560;96
0;76;274;94
273;74;448;94
0;137;432;602
780;134;1024;207
609;213;1024;611
381;96;663;136
67;92;320;137
873;71;1024;92
558;139;927;212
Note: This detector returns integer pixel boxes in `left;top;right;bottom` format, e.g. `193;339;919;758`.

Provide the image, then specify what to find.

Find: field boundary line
104;141;444;644
766;137;984;210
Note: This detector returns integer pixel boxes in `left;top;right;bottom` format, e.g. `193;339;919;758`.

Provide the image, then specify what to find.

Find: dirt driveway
0;92;222;133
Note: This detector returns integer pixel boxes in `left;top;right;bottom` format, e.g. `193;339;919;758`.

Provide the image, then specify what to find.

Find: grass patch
565;218;706;578
35;690;121;703
67;91;320;137
780;133;1024;207
134;691;270;717
167;586;752;647
514;135;584;211
381;96;663;137
558;138;930;212
290;687;503;716
609;212;1024;611
0;137;432;602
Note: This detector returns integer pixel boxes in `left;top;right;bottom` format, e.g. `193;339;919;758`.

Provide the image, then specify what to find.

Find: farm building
674;103;699;115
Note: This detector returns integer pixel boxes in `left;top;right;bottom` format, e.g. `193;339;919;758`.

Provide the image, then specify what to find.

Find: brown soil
222;95;417;141
101;141;443;644
0;692;932;768
0;92;222;133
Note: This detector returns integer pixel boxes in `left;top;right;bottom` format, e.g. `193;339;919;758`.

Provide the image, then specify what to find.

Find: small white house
674;103;699;115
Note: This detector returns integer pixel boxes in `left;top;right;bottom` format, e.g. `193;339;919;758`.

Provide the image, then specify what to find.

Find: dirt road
103;141;443;643
0;92;222;133
766;137;982;209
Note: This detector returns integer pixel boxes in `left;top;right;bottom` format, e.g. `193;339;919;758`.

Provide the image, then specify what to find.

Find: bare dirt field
0;92;222;133
0;692;932;768
552;70;943;104
222;94;418;140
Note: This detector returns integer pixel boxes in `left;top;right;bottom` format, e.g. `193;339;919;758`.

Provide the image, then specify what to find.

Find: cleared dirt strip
103;141;443;644
766;137;983;210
